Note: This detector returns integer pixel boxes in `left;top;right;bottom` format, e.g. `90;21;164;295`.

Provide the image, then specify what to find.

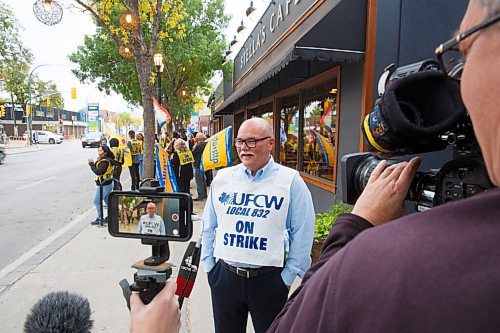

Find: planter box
311;241;324;264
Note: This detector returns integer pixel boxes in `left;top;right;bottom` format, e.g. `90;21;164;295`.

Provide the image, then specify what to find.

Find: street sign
87;104;99;111
87;103;100;130
88;121;99;131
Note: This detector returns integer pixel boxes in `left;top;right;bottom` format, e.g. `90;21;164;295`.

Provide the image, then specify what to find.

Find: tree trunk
135;54;155;179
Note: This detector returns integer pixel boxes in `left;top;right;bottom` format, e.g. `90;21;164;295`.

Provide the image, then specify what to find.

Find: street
0;140;127;271
0;141;219;331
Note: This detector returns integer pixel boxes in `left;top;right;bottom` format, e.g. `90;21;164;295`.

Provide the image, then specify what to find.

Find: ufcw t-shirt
137;214;165;235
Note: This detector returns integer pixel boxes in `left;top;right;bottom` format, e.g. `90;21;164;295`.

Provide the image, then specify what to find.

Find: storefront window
302;80;338;182
35;108;45;117
278;94;299;170
255;102;273;134
46;107;54;118
234;110;245;139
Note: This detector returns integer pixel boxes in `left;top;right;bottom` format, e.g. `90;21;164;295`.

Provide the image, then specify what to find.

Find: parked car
81;131;107;148
32;130;63;144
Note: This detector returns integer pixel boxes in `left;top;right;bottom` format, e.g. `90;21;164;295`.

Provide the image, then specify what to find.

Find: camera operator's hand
351;157;421;226
130;280;181;333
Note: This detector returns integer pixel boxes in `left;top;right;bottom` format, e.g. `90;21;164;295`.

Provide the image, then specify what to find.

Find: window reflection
302;82;337;181
278;94;299;170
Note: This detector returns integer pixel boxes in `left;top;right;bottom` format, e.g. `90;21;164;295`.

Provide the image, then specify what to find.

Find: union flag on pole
201;126;232;172
155;144;178;193
153;97;171;129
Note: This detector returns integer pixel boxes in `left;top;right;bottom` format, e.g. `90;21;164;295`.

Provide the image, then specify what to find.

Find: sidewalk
0;198;215;332
5;140;48;155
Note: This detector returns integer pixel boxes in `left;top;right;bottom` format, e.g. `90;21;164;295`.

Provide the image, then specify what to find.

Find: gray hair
480;0;500;17
174;138;188;152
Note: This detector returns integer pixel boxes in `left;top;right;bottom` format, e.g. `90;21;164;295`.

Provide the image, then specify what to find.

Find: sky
5;0;268;114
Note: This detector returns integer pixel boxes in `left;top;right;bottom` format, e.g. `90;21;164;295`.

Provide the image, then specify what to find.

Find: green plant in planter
313;203;353;244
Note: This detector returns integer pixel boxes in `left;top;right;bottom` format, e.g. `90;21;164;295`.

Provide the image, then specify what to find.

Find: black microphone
176;237;201;308
24;291;93;333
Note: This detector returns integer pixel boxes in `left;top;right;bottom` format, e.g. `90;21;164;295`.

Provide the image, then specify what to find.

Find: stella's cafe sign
236;0;313;81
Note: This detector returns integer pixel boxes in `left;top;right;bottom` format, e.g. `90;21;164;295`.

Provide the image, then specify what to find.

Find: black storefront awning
216;46;364;113
216;0;367;114
293;46;364;63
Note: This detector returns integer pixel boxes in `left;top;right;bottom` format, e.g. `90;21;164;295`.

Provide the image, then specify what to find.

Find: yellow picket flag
201;126;232;172
155;144;178;192
103;123;132;167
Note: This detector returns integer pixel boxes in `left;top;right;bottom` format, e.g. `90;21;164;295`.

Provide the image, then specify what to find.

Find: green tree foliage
70;0;228;130
69;30;141;103
159;0;229;128
0;1;62;116
32;80;64;111
0;0;33;108
71;0;187;178
0;1;29;66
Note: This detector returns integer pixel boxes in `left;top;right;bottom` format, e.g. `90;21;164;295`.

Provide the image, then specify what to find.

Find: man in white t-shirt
137;202;165;236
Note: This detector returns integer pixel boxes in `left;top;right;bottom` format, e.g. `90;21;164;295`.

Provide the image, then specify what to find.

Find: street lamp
237;19;246;34
27;64;49;145
119;10;139;30
153;53;164;105
245;1;257;19
153;53;164;135
230;35;238;49
180;88;189;98
33;0;63;26
119;45;134;58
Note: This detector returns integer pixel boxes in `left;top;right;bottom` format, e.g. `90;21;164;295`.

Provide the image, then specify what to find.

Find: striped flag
310;129;335;167
319;98;333;131
155;144;178;193
153;97;171;129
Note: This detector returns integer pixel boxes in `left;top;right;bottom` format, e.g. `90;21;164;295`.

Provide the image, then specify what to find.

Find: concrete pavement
0;197;216;332
5;139;48;155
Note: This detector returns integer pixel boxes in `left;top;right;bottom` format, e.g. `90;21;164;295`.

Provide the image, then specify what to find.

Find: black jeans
113;165;122;190
128;163;140;190
208;261;289;333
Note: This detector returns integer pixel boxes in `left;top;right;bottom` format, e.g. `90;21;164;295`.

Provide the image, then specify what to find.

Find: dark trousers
128;163;140;190
205;169;213;186
177;177;191;195
208;261;289;333
113;165;122;190
194;167;206;199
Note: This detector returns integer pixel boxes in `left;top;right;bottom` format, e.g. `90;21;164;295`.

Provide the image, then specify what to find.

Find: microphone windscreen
24;291;93;333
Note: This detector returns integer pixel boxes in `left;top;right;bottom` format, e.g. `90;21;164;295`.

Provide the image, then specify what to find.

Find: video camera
341;60;493;211
107;179;194;305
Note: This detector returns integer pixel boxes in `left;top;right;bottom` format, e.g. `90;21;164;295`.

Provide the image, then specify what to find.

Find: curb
6;147;48;155
0;208;93;295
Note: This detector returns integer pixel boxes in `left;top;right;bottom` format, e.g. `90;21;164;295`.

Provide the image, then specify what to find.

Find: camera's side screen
108;192;192;241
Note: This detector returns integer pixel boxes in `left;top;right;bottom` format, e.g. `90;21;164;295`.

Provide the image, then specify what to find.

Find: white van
32;130;63;144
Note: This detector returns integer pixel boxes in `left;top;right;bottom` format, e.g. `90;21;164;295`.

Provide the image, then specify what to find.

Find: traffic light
71;87;77;99
0;105;5;117
46;97;51;107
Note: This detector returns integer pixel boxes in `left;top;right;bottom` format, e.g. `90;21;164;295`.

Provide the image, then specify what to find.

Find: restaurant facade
0;104;88;139
211;0;468;211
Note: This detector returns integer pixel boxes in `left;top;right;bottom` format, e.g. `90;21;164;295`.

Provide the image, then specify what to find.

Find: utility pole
27;64;49;145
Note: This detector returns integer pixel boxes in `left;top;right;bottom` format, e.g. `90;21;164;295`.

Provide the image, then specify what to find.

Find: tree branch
149;0;164;55
72;0;123;46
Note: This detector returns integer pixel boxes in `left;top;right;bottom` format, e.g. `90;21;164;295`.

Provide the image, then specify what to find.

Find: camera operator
267;1;500;332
